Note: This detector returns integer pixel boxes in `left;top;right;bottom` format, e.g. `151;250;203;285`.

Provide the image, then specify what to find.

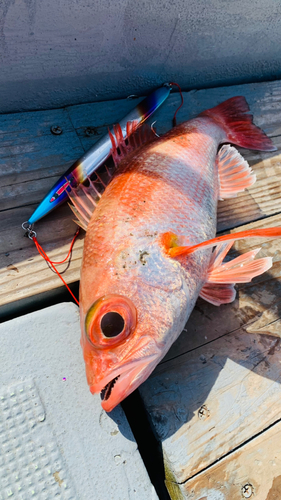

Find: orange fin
166;227;281;258
66;173;109;230
199;242;272;305
217;145;256;200
109;121;157;167
206;243;272;283
199;283;236;306
199;96;276;151
67;120;156;230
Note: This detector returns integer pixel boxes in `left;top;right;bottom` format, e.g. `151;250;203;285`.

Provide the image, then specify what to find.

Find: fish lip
90;355;158;393
90;354;159;412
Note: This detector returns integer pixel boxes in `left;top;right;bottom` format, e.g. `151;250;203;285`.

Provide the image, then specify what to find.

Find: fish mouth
91;354;160;412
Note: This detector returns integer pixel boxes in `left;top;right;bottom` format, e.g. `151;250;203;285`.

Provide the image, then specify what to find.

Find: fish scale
107;126;217;240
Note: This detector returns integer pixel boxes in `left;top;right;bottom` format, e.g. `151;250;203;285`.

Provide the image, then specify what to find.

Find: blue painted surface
1;0;281;113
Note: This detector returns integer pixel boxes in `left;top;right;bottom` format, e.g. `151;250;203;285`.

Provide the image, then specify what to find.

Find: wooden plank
0;106;84;211
1;80;281;206
66;97;146;150
0;108;83;176
166;419;281;500
139;327;281;486
1;80;281;309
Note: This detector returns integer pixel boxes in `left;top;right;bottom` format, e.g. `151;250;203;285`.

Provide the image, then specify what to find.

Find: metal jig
26;84;172;226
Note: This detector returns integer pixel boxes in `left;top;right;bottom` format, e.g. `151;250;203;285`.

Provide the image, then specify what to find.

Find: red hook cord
32;229;80;306
169;82;184;127
43;228;80;265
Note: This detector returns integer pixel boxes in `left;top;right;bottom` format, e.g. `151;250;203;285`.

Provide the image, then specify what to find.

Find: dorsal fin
67;121;158;230
66;169;111;230
109;121;157;167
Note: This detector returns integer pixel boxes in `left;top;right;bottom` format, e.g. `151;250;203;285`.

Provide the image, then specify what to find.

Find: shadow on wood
137;254;281;489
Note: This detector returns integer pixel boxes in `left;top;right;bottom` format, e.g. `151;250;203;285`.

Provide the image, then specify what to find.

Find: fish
69;96;281;412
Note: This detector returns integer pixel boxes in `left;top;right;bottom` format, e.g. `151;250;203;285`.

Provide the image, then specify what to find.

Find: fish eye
100;312;125;338
85;294;137;348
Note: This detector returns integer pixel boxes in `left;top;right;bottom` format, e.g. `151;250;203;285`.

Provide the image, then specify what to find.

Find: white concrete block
0;302;158;500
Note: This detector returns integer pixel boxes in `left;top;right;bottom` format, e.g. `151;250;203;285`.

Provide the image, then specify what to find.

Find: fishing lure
25;84;171;226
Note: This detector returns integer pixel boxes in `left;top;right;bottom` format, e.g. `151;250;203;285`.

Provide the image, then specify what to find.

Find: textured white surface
0;303;158;500
1;0;281;112
0;380;76;499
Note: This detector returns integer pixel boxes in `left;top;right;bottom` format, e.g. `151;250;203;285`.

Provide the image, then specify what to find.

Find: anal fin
217;144;256;200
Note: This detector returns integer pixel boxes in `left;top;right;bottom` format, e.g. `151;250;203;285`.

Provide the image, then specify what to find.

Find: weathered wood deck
1;80;281;499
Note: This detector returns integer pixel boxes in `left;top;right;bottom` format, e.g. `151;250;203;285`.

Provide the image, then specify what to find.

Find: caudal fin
200;96;276;152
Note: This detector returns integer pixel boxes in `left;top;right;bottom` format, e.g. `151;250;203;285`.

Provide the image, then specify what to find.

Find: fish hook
151;121;160;137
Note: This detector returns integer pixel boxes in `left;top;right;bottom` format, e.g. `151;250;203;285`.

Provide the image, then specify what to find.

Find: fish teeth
100;376;120;401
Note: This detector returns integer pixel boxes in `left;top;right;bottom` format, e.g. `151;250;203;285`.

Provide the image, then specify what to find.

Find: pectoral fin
199;242;272;305
161;227;281;306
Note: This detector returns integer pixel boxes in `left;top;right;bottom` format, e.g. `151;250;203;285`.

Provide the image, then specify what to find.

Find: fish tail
200;96;276;152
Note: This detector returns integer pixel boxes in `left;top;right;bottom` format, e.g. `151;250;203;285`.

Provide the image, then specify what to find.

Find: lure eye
85;294;137;349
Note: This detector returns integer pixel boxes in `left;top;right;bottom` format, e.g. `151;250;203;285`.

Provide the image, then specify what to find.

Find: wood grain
140;329;281;486
166;419;281;500
0;204;82;307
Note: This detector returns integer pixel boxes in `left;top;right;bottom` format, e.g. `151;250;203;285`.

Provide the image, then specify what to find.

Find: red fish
69;96;281;411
